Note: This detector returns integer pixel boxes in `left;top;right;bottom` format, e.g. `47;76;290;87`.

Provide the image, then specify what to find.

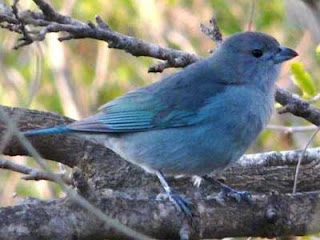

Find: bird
23;31;298;216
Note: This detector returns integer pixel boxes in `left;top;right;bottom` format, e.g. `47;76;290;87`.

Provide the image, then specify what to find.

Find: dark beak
273;46;298;64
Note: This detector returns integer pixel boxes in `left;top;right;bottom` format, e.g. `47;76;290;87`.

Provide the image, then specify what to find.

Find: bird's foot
169;190;192;217
156;171;193;217
157;191;192;217
203;175;252;204
218;185;252;203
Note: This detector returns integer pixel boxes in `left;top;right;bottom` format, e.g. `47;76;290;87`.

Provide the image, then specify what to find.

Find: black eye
252;49;263;58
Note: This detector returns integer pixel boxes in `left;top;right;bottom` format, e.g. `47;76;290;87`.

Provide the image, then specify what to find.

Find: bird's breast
197;85;274;159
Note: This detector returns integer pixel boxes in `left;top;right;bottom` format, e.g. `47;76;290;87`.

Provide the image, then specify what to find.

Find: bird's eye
251;49;263;58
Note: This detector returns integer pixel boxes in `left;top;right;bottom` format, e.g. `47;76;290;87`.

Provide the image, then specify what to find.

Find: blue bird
24;32;297;216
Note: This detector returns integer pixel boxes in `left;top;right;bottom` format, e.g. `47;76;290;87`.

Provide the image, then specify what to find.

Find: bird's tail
23;125;72;137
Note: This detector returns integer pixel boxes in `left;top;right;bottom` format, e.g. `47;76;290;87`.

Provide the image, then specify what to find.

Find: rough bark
2;191;320;240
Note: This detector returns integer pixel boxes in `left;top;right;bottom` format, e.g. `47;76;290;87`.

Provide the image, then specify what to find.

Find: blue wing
67;89;197;133
68;58;226;133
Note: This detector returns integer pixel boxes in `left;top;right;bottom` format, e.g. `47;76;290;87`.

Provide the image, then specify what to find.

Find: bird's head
211;32;298;88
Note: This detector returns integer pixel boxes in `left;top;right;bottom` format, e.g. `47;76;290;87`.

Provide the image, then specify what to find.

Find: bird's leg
202;175;252;203
156;171;192;217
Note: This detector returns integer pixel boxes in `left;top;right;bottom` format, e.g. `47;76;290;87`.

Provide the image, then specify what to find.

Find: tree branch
0;4;199;68
0;157;72;184
275;86;320;126
1;191;320;240
200;17;223;51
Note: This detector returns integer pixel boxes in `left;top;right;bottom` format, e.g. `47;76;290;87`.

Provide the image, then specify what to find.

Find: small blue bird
24;32;297;216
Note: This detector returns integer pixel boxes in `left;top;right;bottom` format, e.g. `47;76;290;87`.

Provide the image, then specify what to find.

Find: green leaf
316;44;320;58
290;62;317;98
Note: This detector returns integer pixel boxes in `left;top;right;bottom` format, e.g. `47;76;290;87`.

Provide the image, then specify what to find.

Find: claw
156;171;193;217
220;185;252;203
168;191;192;217
203;175;252;204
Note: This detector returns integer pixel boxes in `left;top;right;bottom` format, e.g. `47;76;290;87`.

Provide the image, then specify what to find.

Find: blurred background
0;0;319;208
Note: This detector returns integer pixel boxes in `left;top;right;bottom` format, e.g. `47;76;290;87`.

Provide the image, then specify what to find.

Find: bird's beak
273;46;298;64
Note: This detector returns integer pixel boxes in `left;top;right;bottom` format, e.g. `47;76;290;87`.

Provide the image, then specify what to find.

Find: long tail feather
23;125;72;137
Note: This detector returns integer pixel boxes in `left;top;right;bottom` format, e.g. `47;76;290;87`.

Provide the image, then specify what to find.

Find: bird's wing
68;58;227;133
67;89;198;133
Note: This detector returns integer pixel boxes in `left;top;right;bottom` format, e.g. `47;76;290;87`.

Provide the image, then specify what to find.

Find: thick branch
225;147;320;193
1;191;320;240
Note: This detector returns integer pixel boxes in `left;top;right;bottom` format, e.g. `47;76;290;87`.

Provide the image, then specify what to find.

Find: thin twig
0;158;72;184
308;93;320;103
11;0;33;49
292;127;320;194
200;17;223;52
267;124;317;133
0;27;42;156
275;86;320;126
247;0;256;31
